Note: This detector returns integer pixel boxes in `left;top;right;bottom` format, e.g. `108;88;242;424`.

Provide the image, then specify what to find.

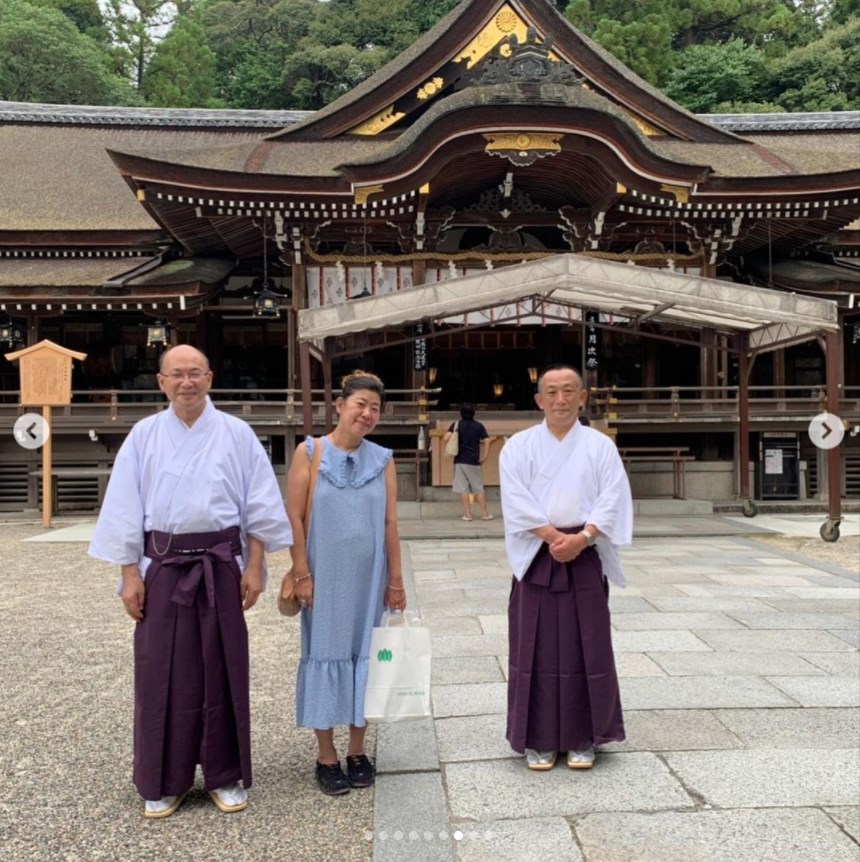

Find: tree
770;17;860;110
283;41;388;109
666;39;772;113
142;14;219;106
200;0;319;108
102;0;178;91
0;0;138;104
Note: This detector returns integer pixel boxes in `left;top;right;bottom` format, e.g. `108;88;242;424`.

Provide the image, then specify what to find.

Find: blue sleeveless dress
296;436;392;728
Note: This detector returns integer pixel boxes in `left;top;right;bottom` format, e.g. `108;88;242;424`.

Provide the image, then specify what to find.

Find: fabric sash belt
144;526;241;608
528;524;589;592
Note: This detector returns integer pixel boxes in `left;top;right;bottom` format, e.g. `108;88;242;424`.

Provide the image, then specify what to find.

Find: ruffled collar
308;436;391;489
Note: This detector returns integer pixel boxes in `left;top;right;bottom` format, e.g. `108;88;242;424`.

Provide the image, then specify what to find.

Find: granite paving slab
644;596;774;612
675;584;787;598
694;629;856;652
455;817;582;862
765;675;860;707
824;806;860;842
375;719;439;774
413;569;458;582
444;754;694;820
421;616;483;636
665;749;860;807
619;676;798;710
431;655;504;686
611;631;712;652
787;587;860;599
573;808;860;862
607;596;661;613
714;707;860;749
600;709;742;752
434;714;513;763
830;629;860;647
477;614;507;634
646;651;824;677
706;573;818;587
761;598;860;615
614;652;667;678
431;682;508;718
798;651;860;675
372;773;454;862
611;612;744;631
724;611;858;629
429;634;508;658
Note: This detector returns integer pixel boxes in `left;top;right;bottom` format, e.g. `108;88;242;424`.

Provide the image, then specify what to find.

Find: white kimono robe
88;397;292;583
499;420;633;587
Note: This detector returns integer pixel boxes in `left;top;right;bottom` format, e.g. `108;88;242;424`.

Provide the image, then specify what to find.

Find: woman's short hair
460;403;476;421
339;370;386;408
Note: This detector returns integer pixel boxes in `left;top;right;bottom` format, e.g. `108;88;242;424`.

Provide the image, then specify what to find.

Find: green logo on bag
377;649;393;662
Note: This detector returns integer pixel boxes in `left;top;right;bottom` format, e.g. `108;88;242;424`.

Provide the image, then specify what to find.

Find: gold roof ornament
484;133;563;167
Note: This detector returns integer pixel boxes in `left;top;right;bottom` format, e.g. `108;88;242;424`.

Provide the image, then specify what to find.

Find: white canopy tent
297;254;844;540
298;254;838;350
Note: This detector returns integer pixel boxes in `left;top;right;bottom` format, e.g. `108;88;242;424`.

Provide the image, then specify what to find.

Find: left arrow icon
13;413;50;450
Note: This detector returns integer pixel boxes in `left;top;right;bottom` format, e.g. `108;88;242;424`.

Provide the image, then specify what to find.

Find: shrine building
1;0;858;518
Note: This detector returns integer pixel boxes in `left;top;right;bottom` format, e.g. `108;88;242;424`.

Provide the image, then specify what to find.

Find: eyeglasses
161;370;210;381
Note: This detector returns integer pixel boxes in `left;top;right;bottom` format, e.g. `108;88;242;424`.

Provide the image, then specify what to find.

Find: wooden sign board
4;339;87;406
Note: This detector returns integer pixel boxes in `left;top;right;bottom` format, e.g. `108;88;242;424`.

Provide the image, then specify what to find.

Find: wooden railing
0;387;439;429
590;385;860;423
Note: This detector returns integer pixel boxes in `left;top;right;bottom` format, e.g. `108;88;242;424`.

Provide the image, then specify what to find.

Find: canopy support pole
821;330;843;541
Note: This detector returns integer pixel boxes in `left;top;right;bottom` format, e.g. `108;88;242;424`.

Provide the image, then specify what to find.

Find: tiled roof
703;112;860;132
0;100;310;128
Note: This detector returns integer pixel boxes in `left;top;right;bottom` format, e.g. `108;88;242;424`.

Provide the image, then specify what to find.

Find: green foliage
0;0;137;104
283;41;389;109
667;39;770;112
770;17;860;110
103;0;177;90
142;15;220;107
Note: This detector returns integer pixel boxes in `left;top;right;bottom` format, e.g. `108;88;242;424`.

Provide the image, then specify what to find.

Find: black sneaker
346;754;376;788
315;761;350;796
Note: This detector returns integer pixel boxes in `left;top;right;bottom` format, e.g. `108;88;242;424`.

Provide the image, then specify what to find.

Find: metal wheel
741;499;758;518
820;521;841;543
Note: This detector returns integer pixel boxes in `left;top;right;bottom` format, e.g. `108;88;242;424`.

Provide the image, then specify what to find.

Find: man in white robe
88;345;292;817
500;365;632;771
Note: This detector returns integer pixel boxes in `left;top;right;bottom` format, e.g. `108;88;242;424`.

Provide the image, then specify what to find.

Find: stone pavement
2;513;858;862
372;516;860;862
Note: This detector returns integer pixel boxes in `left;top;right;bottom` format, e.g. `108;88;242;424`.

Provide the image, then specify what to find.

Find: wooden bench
617;447;695;499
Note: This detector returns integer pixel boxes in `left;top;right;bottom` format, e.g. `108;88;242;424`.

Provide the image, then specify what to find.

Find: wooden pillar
643;339;658;397
300;341;312;436
411;260;427;390
699;328;717;396
323;337;334;433
737;334;752;505
291;262;307;391
825;330;842;525
27;315;40;346
773;348;786;398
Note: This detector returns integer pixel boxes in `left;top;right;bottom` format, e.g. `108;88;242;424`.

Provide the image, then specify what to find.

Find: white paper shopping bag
364;611;432;723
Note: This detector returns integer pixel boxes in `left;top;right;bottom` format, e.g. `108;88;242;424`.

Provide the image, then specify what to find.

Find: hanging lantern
0;318;24;347
146;321;169;347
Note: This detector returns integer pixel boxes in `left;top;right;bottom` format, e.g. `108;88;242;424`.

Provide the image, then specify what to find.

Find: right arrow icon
808;413;844;450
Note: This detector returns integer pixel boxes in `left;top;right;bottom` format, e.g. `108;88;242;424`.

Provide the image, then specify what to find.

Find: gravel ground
0;524;374;862
746;534;860;575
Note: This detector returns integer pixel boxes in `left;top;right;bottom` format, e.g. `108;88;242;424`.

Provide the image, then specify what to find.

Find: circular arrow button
808;412;844;450
13;412;50;450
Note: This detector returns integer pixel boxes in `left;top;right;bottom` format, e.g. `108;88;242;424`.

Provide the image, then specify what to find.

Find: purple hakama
133;526;250;799
507;528;625;753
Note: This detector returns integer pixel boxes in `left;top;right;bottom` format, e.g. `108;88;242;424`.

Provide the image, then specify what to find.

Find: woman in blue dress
284;371;406;796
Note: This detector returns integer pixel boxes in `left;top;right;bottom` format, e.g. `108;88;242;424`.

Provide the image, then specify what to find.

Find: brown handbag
278;437;323;616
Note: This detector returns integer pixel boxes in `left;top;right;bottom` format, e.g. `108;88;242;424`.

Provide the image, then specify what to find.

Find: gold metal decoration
136;189;146;201
354;184;385;205
484;133;563;166
626;111;661;138
349;105;406;136
616;182;627;194
660;184;690;204
419;183;431;195
417;77;444;100
455;3;529;68
495;8;518;32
